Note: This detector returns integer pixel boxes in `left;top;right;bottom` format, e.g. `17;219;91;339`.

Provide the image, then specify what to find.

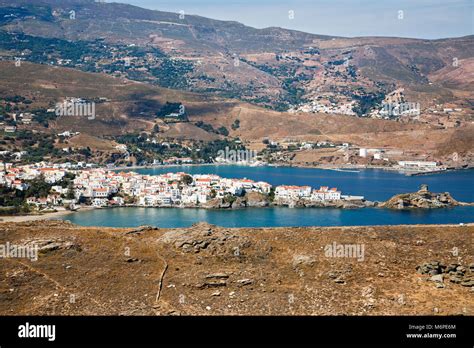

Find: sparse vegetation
231;119;240;130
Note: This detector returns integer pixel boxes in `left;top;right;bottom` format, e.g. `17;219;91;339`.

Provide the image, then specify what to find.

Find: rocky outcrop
272;198;373;209
292;254;316;268
201;192;269;209
380;184;459;209
196;192;374;210
416;261;474;287
125;225;157;234
158;222;252;256
245;192;270;207
18;238;82;254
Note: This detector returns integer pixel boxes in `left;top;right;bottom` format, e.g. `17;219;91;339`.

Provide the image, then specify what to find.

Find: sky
111;0;474;39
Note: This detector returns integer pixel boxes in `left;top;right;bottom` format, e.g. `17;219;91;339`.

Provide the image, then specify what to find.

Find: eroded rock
158;222;251;256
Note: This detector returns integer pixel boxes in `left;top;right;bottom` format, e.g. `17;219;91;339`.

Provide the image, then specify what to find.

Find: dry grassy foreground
0;221;472;315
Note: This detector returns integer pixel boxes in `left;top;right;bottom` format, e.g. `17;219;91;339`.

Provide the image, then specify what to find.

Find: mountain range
0;0;472;167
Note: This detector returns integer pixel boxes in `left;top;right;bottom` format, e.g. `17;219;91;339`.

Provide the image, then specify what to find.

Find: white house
92;188;109;198
275;185;312;199
4;126;16;133
92;198;108;207
311;186;341;201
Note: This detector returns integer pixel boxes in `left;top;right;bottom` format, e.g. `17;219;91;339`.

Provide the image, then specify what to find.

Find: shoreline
279;163;474;175
1;189;473;224
1;215;473;229
1;164;471;224
110;162;474;176
111;163;221;171
0;206;94;223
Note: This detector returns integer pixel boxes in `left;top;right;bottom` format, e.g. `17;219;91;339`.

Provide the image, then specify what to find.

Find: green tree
217;126;229;136
66;182;75;199
181;174;193;186
231;119;240;130
26;174;52;198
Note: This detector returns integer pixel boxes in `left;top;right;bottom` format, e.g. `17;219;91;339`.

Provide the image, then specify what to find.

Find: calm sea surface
131;165;474;201
63;166;474;228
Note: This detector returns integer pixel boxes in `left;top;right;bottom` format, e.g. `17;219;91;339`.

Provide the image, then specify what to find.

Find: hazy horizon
111;0;474;40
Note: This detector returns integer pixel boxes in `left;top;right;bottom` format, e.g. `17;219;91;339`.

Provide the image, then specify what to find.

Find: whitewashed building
311;186;341;201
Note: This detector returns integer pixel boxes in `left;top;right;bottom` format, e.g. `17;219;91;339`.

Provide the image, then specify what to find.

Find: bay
65;206;473;228
130;165;474;202
62;166;474;228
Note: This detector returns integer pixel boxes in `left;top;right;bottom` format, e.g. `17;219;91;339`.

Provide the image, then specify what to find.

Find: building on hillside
92;198;108;207
92;188;109;198
4;126;16;133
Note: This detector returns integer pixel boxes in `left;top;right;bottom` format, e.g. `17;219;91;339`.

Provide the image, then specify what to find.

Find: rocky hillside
0;220;472;315
2;62;454;159
0;0;473;167
380;184;460;209
0;0;473;111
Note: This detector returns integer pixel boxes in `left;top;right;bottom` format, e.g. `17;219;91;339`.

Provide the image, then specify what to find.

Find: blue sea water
65;205;473;228
130;165;474;202
63;166;474;228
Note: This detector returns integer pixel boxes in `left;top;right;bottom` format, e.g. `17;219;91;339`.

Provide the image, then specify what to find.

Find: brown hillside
0;220;472;315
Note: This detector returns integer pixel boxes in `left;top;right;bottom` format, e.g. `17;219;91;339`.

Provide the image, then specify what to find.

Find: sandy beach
0;207;94;223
